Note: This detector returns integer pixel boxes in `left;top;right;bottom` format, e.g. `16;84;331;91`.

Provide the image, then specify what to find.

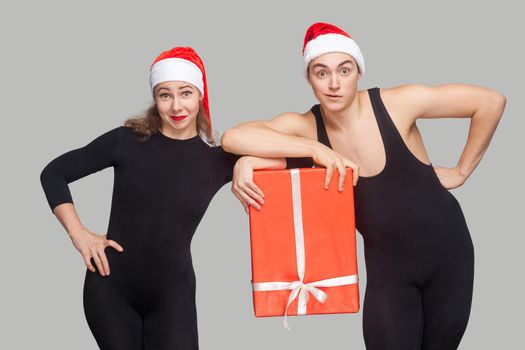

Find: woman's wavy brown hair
124;101;215;144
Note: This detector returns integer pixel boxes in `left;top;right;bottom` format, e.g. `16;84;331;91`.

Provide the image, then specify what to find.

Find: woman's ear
153;88;162;103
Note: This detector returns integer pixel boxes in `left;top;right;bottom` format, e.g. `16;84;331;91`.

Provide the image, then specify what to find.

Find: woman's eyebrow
156;85;194;93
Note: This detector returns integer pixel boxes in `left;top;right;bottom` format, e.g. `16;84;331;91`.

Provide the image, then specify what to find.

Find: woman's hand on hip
69;228;123;276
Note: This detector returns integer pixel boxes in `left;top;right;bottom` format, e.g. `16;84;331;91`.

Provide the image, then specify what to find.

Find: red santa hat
150;46;211;127
302;22;365;77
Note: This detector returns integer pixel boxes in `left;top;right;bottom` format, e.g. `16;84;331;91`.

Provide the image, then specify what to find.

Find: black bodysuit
40;126;238;350
289;88;474;350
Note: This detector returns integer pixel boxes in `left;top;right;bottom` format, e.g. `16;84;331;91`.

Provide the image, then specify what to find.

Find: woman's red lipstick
170;115;187;122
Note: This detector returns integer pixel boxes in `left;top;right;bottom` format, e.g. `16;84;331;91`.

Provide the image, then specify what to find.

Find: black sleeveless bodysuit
289;88;474;349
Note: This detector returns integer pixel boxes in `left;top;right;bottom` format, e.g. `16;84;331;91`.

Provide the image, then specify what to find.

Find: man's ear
306;72;312;85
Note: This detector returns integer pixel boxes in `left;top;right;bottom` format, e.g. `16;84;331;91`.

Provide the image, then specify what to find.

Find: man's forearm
456;92;506;179
222;122;318;158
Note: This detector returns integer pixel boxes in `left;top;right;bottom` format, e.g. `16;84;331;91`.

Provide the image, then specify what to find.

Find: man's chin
321;98;350;112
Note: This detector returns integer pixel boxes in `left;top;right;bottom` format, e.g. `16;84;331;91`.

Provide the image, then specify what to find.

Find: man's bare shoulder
378;84;433;122
265;110;317;139
274;110;314;121
381;84;431;102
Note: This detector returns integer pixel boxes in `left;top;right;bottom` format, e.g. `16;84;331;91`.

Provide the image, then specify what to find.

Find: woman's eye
341;68;350;75
317;71;326;78
159;93;170;99
182;91;193;97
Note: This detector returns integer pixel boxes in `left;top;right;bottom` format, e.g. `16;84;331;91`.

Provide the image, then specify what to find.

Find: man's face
307;52;360;112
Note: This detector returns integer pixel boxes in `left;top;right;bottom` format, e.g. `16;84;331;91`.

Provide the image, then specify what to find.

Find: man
222;22;506;349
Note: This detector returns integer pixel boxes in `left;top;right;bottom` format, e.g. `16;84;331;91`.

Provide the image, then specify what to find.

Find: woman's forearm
53;203;86;239
456;91;506;179
238;156;287;171
221;122;318;158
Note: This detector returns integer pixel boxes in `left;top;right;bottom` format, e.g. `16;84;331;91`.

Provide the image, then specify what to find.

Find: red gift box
249;167;359;328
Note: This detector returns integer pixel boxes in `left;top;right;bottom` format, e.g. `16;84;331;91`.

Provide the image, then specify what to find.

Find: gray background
1;0;523;348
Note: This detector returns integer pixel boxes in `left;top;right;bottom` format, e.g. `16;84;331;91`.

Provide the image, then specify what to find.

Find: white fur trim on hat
149;58;204;95
303;33;365;76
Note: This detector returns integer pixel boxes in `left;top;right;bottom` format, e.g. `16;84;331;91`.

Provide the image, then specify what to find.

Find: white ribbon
252;168;358;329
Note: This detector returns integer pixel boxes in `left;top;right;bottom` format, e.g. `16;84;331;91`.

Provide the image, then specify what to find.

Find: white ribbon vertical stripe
252;169;358;329
291;169;306;282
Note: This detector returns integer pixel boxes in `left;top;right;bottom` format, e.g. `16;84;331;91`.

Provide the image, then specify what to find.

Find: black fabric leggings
362;248;474;350
83;270;199;350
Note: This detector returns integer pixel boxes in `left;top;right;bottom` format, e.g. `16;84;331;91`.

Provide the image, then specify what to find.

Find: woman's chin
162;118;196;135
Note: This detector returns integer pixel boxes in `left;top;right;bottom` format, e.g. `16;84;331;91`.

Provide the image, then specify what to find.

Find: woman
40;46;278;350
223;23;506;349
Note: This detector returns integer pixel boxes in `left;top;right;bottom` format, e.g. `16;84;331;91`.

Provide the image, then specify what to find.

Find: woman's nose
172;96;182;112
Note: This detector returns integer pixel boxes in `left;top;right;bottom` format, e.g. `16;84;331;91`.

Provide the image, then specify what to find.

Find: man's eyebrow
338;60;355;67
311;63;328;69
311;60;354;70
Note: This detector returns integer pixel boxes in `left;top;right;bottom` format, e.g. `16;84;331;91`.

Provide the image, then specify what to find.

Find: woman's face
307;52;360;113
154;81;202;138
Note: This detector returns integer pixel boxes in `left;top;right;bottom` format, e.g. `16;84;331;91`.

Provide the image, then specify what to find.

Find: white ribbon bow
252;168;358;329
